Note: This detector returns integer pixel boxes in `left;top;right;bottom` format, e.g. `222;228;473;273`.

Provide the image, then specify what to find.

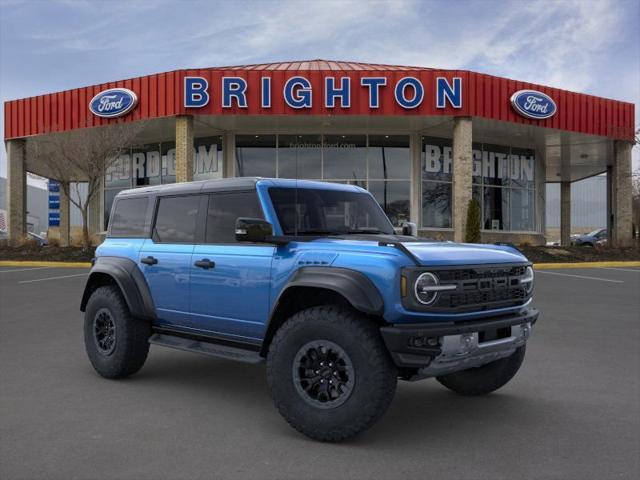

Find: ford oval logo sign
89;88;138;118
510;90;556;120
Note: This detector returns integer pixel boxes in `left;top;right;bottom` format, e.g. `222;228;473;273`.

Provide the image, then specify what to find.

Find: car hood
316;235;529;266
401;241;528;266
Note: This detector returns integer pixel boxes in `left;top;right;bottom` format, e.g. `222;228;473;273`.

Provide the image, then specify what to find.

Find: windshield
268;187;395;235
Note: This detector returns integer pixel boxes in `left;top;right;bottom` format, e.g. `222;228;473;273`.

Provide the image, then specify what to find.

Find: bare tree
27;122;143;250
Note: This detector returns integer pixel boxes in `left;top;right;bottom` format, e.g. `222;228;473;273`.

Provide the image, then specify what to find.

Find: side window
205;191;264;243
153;195;200;243
110;197;149;237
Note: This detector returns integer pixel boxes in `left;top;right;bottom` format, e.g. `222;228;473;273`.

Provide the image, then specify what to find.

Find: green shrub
465;198;482;243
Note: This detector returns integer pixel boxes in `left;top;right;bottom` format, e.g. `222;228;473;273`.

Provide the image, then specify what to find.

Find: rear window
109;197;149;237
153;195;200;243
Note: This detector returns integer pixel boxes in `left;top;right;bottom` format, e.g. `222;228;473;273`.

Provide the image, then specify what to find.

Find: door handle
141;256;158;266
194;259;215;269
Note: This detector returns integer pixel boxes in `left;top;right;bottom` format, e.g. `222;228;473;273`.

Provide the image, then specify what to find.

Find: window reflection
235;135;277;177
278;134;322;179
323;135;366;180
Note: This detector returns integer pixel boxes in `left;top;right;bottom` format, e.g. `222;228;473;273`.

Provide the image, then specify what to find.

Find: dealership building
3;60;636;246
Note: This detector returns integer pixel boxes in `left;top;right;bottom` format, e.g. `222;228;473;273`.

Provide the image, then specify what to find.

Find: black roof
117;177;261;198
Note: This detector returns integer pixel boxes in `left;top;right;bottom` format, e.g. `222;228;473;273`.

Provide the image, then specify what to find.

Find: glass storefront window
509;146;535;189
483;186;509;230
510;188;535;231
322;135;366;180
422;181;452;228
161;141;176;184
482;143;510;187
105;153;132;188
236;135;277;177
422;136;453;228
422;136;452;182
278;134;322;179
194;136;223;181
131;143;162;186
421;136;537;232
368;135;410;179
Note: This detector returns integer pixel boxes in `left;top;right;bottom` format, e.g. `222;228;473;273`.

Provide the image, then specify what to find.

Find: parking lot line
18;273;89;284
597;267;640;273
535;270;624;283
0;266;54;273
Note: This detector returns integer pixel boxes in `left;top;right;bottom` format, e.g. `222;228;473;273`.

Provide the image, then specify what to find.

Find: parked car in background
571;229;607;247
27;231;48;246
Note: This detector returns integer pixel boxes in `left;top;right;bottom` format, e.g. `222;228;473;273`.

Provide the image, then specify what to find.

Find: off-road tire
436;345;526;396
267;305;397;442
84;286;151;379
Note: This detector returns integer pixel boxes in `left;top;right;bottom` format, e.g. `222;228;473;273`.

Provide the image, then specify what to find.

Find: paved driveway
1;265;639;480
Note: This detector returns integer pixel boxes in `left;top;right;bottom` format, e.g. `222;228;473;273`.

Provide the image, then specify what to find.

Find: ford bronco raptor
81;177;538;441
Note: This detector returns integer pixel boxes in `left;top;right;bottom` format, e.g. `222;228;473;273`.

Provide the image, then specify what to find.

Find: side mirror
401;221;417;237
235;217;273;243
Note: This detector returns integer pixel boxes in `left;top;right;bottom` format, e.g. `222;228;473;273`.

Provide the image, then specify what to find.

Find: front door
139;194;203;326
189;191;274;341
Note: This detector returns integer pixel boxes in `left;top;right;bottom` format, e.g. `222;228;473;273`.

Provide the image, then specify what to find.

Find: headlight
414;272;453;305
521;266;534;294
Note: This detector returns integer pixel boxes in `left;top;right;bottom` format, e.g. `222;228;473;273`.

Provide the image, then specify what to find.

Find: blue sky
1;0;638;180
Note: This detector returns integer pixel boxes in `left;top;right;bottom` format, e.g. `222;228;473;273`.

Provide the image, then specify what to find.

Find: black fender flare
271;266;385;318
80;256;156;321
260;267;385;355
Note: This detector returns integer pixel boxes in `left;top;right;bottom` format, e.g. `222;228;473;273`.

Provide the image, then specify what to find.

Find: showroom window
422;137;452;228
233;134;410;226
104;136;223;228
422;137;536;232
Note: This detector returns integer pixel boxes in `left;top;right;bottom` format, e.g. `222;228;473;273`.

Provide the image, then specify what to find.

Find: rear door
139;194;204;326
189;190;275;341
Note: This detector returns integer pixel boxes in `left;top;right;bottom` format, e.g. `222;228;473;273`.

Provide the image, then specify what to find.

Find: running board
149;333;264;364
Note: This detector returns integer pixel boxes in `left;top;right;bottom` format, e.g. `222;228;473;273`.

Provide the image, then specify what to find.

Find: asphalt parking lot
1;265;639;480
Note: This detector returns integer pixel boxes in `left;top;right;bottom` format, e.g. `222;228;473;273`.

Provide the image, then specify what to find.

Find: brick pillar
175;115;194;183
222;133;236;178
452;117;473;242
59;181;70;247
611;141;633;247
409;133;421;225
6;139;27;245
560;181;571;246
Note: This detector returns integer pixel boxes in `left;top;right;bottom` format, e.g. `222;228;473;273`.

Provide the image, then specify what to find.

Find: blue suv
81;177;538;441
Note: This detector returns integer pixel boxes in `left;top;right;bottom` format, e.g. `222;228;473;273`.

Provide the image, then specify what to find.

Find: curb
1;260;639;270
0;260;92;268
533;261;640;269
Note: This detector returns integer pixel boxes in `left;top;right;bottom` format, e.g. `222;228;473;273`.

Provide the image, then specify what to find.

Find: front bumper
380;307;539;378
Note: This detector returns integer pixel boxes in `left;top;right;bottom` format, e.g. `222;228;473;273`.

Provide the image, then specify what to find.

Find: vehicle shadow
126;350;554;447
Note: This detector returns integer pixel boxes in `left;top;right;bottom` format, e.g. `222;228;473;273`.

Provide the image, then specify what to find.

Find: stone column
59;181;70;247
560;181;571;246
409;133;422;226
452;117;473;242
222;133;236;178
175;115;194;183
6;139;27;245
610;141;633;247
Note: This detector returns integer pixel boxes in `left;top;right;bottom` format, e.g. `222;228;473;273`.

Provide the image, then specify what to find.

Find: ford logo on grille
89;88;138;118
510;89;556;120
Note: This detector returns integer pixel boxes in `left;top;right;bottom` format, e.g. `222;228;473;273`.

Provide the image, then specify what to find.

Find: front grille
403;263;531;313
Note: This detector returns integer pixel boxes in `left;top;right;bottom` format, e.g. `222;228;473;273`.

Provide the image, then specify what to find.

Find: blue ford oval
510;89;556;120
89;88;138;118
